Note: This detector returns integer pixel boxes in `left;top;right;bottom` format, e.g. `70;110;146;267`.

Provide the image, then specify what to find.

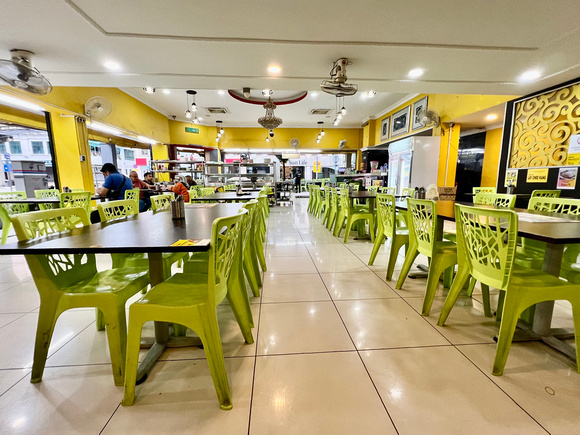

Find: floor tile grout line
0;370;31;399
299;205;400;434
99;401;122;435
44;319;98;361
0;311;30;330
453;345;551;434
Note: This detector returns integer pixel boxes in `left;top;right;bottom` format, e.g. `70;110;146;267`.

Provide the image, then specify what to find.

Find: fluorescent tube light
0;93;45;112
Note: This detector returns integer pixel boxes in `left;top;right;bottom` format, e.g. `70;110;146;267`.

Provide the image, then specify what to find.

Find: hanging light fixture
216;120;224;142
258;96;283;131
317;121;324;144
185;90;199;122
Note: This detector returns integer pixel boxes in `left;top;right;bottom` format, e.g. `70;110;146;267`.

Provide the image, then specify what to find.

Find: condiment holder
171;195;185;219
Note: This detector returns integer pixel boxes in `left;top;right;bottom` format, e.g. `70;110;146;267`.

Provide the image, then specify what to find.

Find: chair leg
243;253;260;297
103;302;128;386
386;236;407;281
343;216;354;243
255;238;267;272
481;284;492;317
437;266;471;326
422;266;443;316
198;309;233;410
96;308;106;331
1;221;10;245
31;299;61;383
122;314;145;406
225;287;254;344
395;245;419;290
443;266;454;289
466;277;476;297
368;215;375;242
492;293;522;376
334;212;345;237
495;290;506;321
368;233;386;265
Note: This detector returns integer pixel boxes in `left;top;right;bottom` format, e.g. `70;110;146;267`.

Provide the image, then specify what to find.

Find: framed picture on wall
412;96;428;130
391;106;410;138
380;117;390;142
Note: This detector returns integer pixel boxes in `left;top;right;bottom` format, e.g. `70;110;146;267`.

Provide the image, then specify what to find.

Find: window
31;141;44;154
123;149;134;160
9;141;22;154
0;143;5;154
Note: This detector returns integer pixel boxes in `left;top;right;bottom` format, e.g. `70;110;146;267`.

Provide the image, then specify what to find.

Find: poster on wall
390;106;410;138
557;167;578;189
526;168;549;183
412;97;428;130
504;169;518;187
566;135;580;165
380;117;390;142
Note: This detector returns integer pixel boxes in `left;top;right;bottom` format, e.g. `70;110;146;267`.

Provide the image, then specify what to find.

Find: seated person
185;175;196;188
97;163;133;200
143;171;155;186
129;171;152;212
172;176;190;202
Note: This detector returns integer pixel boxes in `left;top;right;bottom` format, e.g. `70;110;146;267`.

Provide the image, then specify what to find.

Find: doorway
454;132;486;203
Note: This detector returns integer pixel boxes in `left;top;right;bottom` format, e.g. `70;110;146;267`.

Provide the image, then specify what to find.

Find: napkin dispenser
171;195;186;219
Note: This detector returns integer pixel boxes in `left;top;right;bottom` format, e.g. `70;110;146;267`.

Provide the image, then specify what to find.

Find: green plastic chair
123;211;251;409
401;187;415;197
368;194;409;280
12;207;149;386
98;199;138;222
255;195;268;271
151;193;174;211
367;186;379;193
223;184;237;191
325;188;340;232
379;186;396;195
531;190;561;198
188;187;199;202
474;193;516;207
34;189;60;210
320;186;331;224
124;188;140;209
437;204;580;376
334;189;375;243
307;184;315;213
473;187;496;195
60;191;92;215
0;191;28;245
313;187;323;218
396;198;457;315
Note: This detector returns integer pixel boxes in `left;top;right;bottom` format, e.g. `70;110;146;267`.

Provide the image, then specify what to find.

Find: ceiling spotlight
243;87;251;98
340;106;347;116
262;89;272;96
311;92;318;97
162;89;170;94
218;90;225;95
518;69;541;83
486;114;498;121
104;60;121;71
408;68;424;79
365;91;376;98
268;65;281;74
185;110;192;119
143;87;155;94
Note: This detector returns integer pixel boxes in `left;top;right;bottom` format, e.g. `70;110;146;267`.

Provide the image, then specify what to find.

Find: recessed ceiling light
104;60;121;71
486;114;498;121
310;92;318;97
518;69;541;83
217;90;225;95
408;68;424;79
364;91;376;98
268;65;281;74
162;89;170;95
143;87;155;94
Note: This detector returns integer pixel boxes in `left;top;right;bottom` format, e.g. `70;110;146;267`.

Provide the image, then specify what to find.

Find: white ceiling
1;0;580;128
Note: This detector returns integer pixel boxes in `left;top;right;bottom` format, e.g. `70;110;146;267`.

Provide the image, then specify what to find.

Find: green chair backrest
124;188;140;208
11;207;95;290
402;187;415;198
12;207;90;241
201;187;215;197
97;199;139;222
455;203;517;290
240;200;258;250
380;186;396;195
151;193;173;211
376;194;397;238
367;186;378;193
60;191;92;214
211;211;246;305
224;184;237;191
351;184;360;191
339;188;350;210
0;191;28;216
473;187;496;195
407;198;437;256
189;187;198;200
528;197;580;215
531;190;560;198
34;189;59;199
338;183;348;190
474;193;516;208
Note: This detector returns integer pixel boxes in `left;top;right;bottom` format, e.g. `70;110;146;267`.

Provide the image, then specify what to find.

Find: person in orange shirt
172;176;190;202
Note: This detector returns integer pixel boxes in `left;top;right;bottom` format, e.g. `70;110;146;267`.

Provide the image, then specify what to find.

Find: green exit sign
185;127;199;134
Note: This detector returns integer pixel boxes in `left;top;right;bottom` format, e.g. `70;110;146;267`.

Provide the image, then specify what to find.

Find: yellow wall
168;120;211;146
0;104;46;130
481;128;503;187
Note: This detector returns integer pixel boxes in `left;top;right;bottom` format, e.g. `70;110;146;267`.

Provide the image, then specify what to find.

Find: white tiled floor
1;198;580;433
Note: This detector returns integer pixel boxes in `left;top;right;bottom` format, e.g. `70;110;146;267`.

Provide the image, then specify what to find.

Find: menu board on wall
504;169;518;187
557;167;578;189
526;168;549;183
567;135;580;165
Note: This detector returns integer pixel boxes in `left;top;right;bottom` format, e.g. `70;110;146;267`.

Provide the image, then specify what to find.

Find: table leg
531;243;564;336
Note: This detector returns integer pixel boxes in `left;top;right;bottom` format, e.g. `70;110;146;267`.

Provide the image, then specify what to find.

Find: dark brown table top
190;191;260;202
349;191;377;199
395;200;580;244
0;203;242;255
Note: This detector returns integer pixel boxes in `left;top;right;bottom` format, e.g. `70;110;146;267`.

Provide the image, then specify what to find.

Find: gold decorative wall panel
509;82;580;168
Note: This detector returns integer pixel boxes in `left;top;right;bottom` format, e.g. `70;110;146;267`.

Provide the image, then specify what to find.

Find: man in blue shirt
97;163;133;200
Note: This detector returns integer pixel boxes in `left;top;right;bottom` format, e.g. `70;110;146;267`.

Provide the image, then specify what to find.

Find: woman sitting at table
129;171;152;212
172;176;190;202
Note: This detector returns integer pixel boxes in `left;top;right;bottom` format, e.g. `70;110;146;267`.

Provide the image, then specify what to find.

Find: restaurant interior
1;1;580;433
